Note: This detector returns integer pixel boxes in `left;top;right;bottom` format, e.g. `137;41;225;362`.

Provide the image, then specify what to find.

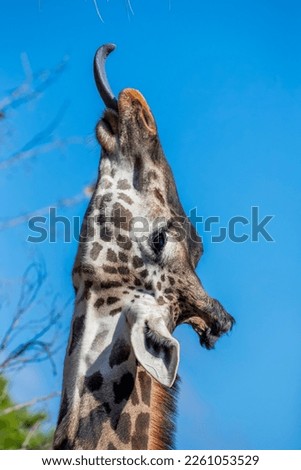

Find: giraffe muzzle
178;277;235;349
198;297;235;349
183;298;235;349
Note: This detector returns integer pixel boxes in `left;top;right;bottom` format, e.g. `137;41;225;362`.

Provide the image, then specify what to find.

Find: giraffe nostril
102;117;114;135
101;109;119;136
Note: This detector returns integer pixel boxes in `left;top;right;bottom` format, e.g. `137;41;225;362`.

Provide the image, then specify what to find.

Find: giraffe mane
149;377;179;450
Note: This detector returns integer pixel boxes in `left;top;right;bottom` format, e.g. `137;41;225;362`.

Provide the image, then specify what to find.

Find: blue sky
0;0;301;449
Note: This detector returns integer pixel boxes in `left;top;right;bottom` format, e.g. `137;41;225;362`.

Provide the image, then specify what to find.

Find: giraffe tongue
94;44;118;111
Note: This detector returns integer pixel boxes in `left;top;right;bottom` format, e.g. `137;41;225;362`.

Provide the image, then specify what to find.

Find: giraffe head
74;44;234;389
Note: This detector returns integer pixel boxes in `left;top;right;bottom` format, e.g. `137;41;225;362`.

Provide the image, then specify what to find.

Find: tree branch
0;295;72;374
92;0;104;22
0;262;46;353
0;391;61;416
0;184;94;231
0;136;86;170
0;261;72;375
21;421;41;449
0;55;69;117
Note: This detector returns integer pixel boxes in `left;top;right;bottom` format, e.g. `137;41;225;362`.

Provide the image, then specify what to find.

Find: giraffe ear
129;314;180;388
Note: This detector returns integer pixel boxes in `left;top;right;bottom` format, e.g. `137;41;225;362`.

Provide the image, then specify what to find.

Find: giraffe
53;44;234;450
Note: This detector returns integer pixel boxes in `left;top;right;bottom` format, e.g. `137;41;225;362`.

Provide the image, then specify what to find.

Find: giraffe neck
53;297;177;450
53;149;179;449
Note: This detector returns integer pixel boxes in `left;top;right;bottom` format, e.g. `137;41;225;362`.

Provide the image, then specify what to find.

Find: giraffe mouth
200;314;235;349
179;291;235;350
184;312;235;350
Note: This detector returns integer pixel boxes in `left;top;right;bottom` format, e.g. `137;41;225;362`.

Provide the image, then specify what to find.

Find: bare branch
0;294;72;374
0;262;46;353
21;421;41;449
0;101;89;170
0;136;85;170
0;391;61;416
21;52;33;86
93;0;104;22
0;56;69;117
0;184;94;231
126;0;135;16
0;259;72;375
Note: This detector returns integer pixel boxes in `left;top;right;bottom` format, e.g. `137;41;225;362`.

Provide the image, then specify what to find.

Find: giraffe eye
150;229;166;256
